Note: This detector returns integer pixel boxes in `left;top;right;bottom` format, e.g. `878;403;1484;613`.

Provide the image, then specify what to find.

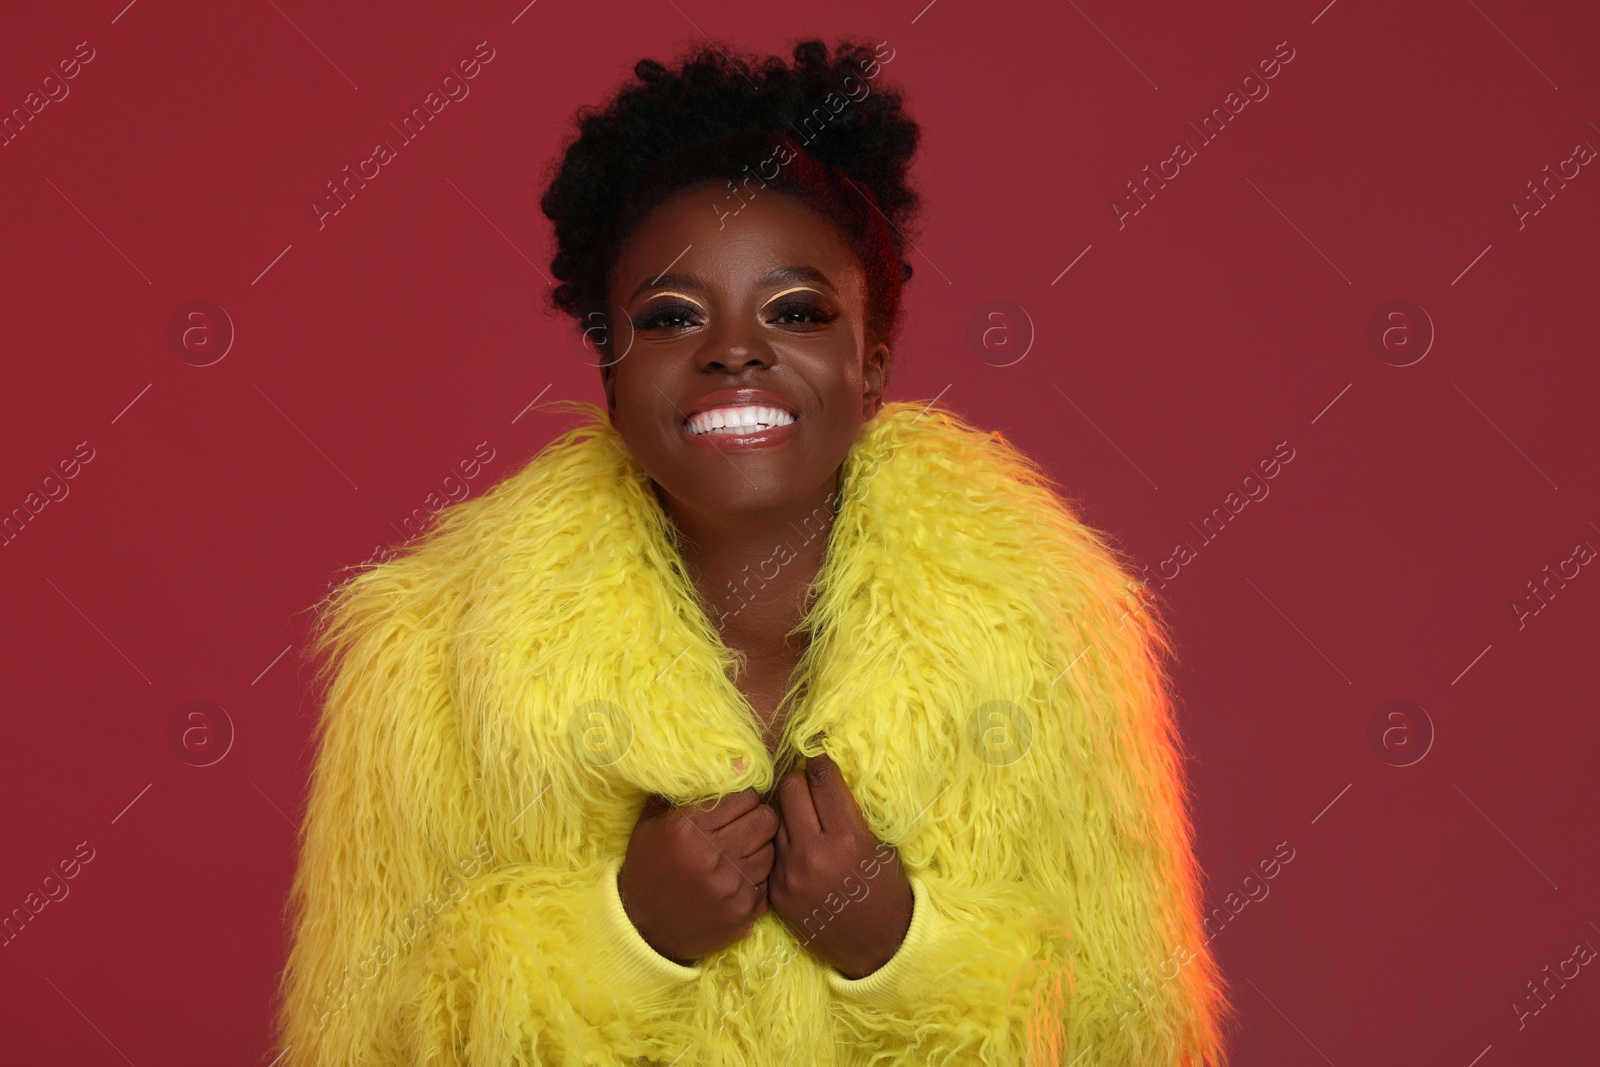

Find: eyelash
630;300;837;332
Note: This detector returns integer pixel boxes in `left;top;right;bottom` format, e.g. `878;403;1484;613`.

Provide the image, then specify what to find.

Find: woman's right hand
617;787;780;965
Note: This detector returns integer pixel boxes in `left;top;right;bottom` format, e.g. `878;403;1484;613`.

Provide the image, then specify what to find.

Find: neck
657;470;842;662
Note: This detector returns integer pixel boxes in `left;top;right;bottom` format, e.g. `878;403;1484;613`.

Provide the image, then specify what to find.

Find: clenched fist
769;754;914;979
618;787;781;965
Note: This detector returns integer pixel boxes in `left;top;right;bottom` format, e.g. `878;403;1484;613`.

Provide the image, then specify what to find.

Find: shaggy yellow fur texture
274;399;1235;1065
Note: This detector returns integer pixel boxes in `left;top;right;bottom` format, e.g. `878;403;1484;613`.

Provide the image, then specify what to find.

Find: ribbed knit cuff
825;872;957;1007
587;853;703;995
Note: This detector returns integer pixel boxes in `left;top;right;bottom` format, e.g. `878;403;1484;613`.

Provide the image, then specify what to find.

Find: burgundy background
2;0;1597;1062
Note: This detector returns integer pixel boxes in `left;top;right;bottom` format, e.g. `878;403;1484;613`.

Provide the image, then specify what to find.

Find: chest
715;607;812;756
738;662;797;757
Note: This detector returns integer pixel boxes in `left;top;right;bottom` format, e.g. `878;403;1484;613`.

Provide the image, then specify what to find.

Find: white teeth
686;404;796;436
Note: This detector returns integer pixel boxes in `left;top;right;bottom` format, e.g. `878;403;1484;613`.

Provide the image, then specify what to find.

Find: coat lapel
449;399;1053;854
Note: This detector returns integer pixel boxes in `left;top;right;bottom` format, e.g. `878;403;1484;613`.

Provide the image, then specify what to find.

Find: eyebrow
628;265;834;303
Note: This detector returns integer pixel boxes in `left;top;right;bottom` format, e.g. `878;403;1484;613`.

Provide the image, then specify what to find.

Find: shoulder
844;402;1156;641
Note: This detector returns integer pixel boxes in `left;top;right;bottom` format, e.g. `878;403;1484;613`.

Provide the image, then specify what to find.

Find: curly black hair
537;37;923;374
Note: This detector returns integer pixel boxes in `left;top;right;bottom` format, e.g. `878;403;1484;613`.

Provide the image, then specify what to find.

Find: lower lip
680;416;799;451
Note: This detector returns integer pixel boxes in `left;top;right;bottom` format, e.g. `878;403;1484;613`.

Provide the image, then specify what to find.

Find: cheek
612;365;668;424
815;345;865;393
810;363;854;409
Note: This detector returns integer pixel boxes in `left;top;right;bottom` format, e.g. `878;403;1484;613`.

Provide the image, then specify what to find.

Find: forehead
610;183;861;294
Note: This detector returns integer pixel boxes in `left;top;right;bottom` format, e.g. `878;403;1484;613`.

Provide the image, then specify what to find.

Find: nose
695;313;775;373
705;348;768;373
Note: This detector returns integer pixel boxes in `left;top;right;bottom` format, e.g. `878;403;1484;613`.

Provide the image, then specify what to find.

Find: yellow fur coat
273;399;1234;1065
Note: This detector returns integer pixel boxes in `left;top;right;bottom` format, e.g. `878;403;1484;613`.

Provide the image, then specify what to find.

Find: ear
861;341;888;418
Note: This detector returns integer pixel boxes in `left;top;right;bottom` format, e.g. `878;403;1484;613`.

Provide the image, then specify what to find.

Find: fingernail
732;757;746;773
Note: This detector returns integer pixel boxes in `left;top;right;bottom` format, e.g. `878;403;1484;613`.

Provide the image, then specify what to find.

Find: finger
685;787;760;833
738;879;770;930
726;802;780;858
776;769;820;840
639;793;673;820
738;840;775;884
803;753;861;835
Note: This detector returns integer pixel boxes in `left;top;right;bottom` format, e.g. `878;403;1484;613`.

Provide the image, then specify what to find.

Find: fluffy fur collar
394;399;1159;823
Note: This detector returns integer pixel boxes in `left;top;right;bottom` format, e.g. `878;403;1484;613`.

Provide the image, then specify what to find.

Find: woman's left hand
768;753;914;979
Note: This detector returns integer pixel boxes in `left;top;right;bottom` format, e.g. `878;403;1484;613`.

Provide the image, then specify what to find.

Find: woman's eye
768;301;837;328
632;304;702;331
630;300;836;332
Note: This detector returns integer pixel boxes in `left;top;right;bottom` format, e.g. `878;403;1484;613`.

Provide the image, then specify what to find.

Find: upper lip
681;388;799;422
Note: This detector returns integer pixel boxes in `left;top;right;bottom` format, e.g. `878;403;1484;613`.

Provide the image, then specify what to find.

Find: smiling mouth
683;405;798;436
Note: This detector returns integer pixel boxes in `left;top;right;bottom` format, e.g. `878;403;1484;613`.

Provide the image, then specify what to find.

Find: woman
274;38;1234;1066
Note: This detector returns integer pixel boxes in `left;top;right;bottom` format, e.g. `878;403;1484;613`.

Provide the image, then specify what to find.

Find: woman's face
600;180;888;527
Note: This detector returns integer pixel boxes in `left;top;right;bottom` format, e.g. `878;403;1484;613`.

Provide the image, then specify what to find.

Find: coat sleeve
272;561;706;1066
816;577;1236;1067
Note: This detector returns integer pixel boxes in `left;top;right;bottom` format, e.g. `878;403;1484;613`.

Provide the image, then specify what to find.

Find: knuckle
678;837;715;876
662;810;691;842
710;864;744;900
697;846;725;880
